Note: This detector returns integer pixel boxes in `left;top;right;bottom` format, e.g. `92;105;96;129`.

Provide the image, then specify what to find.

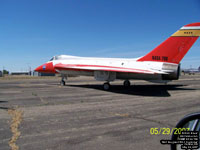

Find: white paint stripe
64;66;151;72
62;66;160;74
55;64;169;74
181;26;200;30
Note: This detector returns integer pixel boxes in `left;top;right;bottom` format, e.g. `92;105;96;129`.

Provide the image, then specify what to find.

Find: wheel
123;80;131;87
60;80;65;86
103;82;110;90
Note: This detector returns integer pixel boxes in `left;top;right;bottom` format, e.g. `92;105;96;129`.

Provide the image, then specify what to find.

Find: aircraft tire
103;82;110;90
60;80;65;86
123;80;131;87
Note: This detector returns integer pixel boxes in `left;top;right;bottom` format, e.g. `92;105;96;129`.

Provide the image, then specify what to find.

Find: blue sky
1;0;200;72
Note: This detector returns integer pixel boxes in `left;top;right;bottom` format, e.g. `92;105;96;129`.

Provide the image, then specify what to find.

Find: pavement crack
32;92;48;105
112;112;174;127
8;108;23;150
133;115;174;127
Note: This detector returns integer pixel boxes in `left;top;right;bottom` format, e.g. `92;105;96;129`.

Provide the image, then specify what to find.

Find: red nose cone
35;62;56;73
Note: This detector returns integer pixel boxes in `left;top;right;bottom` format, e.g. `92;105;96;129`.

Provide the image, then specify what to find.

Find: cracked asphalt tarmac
0;75;200;150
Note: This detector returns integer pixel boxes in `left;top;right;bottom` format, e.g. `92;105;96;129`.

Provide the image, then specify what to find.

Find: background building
33;71;55;76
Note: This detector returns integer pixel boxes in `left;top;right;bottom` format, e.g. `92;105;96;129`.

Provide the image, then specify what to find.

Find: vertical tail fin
137;23;200;64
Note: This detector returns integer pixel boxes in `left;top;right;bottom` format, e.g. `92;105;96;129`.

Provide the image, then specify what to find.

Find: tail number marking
152;56;168;61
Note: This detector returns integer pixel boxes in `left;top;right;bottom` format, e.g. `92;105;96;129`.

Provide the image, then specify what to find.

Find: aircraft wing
54;63;168;74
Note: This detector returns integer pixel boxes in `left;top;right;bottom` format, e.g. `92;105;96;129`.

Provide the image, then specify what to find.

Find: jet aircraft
35;23;200;90
182;67;200;75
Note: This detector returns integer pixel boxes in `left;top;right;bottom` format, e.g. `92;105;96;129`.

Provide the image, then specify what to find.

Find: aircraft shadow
0;101;9;110
68;84;195;97
0;101;8;103
0;106;9;110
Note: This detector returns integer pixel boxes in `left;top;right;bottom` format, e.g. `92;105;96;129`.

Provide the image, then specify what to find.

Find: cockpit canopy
49;57;54;61
49;55;63;61
49;55;75;61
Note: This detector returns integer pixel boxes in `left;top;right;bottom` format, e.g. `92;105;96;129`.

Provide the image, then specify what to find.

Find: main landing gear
103;82;110;90
123;80;131;87
102;80;131;90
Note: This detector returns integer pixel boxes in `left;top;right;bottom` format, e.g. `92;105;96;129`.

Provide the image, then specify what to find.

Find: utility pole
2;66;4;77
27;63;32;76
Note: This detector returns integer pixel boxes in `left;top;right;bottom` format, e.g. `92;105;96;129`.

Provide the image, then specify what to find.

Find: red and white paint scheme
35;23;200;90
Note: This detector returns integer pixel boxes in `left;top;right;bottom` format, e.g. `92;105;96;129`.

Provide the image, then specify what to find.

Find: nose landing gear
60;75;67;86
60;78;65;86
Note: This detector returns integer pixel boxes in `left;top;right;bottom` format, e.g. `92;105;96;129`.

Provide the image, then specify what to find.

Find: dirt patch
8;109;23;150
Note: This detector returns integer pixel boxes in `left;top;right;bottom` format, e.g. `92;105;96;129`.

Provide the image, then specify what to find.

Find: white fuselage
51;55;179;82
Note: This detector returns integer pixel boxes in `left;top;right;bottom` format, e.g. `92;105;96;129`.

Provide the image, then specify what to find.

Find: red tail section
137;23;200;64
